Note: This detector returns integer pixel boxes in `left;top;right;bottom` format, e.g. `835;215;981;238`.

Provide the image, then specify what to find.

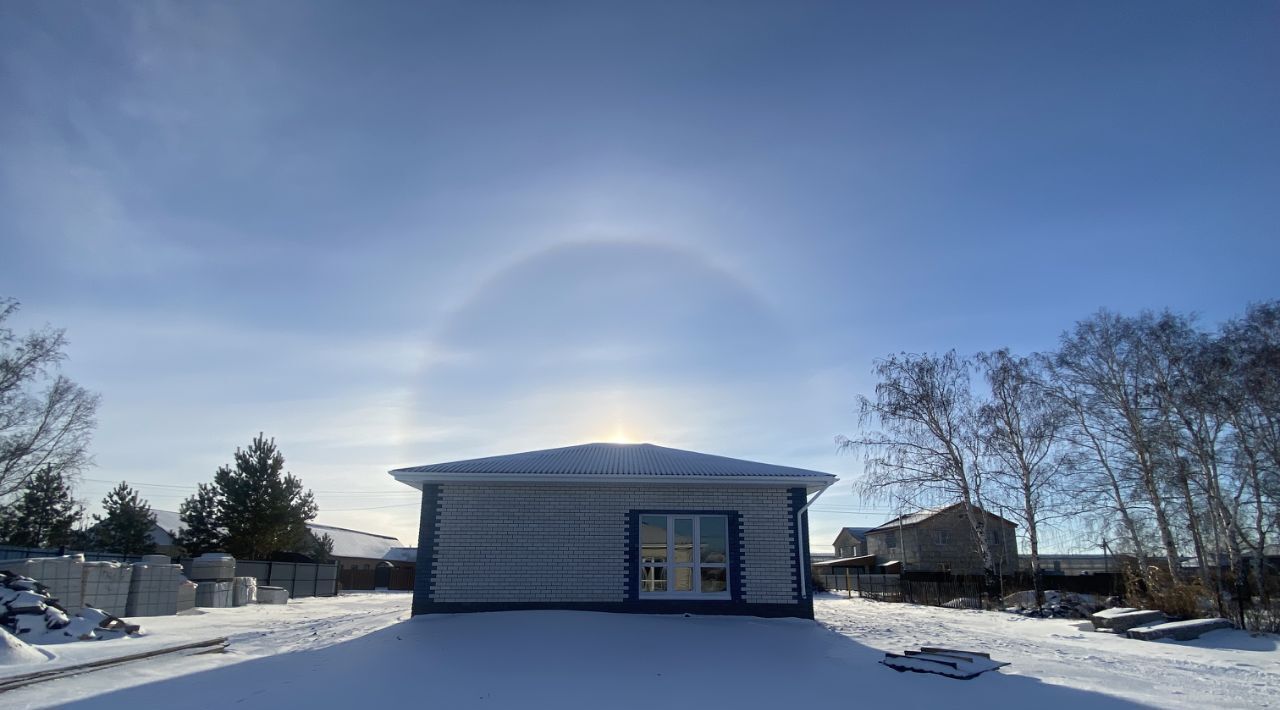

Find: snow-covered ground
3;592;1277;709
819;594;1280;709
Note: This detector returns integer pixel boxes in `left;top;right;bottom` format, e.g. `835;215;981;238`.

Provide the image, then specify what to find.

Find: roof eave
390;470;836;493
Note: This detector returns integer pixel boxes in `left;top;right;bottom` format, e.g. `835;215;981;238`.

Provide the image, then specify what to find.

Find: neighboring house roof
147;511;411;562
152;509;186;537
812;554;878;568
390;442;836;491
383;547;417;563
865;503;1017;534
308;523;404;561
835;526;874;543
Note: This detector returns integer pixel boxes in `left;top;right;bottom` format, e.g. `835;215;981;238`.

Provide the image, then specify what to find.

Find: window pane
641;565;667;592
700;516;727;563
674;518;694;563
701;567;727;593
674;567;693;592
640;516;667;563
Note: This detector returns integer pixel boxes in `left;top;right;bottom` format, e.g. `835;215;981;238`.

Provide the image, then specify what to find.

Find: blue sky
2;2;1277;551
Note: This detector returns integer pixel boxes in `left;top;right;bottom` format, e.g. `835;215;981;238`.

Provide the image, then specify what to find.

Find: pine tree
306;530;335;563
213;434;317;560
92;482;157;555
0;503;18;543
8;466;81;548
177;482;225;556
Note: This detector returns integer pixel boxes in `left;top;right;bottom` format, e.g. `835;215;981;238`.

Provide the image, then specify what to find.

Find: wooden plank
884;652;958;669
921;646;992;659
0;637;229;694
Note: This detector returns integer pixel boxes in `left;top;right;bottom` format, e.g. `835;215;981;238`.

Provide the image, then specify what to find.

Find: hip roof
390;442;836;491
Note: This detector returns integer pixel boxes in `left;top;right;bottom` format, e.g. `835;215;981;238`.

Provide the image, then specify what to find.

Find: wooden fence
338;566;414;591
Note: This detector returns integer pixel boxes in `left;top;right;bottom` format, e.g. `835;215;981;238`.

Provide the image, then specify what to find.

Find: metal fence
0;544;141;564
197;560;338;598
816;568;1122;609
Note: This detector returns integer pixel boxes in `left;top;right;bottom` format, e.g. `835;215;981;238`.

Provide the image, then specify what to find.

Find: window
884;532;897;549
639;514;730;598
934;530;950;546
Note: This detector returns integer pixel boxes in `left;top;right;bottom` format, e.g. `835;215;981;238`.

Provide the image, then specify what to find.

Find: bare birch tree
977;349;1068;608
0;299;99;497
837;351;1000;596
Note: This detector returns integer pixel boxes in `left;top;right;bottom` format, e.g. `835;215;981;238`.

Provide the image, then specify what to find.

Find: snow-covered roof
308;523;404;561
147;512;407;562
391;442;836;491
812;555;878;568
152;509;186;536
383;547;417;563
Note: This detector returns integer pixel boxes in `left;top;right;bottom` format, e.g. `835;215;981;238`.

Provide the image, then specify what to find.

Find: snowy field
4;592;1278;709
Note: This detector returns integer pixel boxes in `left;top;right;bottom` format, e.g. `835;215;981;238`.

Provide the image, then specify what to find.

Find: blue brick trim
413;601;812;619
626;509;744;604
789;487;814;616
411;484;442;616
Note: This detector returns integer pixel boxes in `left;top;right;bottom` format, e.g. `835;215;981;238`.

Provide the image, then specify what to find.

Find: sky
2;2;1277;554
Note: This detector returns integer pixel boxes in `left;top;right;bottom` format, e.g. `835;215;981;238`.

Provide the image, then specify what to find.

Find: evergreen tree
306;530;335;563
213;434;317;559
92;482;157;555
8;466;81;548
0;503;18;543
177;482;225;556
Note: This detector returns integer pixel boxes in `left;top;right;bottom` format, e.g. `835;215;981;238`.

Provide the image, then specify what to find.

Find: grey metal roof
391;442;835;482
839;526;874;540
865;503;1017;533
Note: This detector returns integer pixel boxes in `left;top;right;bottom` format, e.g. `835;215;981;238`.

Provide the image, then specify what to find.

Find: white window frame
638;514;731;600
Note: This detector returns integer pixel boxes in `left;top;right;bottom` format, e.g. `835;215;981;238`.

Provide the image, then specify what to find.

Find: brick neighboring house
390;442;836;619
863;503;1018;575
833;527;872;558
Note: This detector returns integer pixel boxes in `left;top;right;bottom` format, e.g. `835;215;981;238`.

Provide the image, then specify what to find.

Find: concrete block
1091;608;1166;632
177;579;198;612
126;562;182;617
233;576;257;606
257;586;289;604
194;581;233;608
1127;618;1234;641
1;555;84;611
81;561;133;617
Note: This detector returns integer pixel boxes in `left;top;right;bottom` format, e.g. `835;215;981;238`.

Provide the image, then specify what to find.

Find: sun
606;425;633;444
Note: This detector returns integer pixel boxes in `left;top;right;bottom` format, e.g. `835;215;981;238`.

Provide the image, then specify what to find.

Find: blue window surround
624;509;744;604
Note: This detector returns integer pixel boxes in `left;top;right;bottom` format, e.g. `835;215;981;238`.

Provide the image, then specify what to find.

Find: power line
78;477;416;496
321;502;421;512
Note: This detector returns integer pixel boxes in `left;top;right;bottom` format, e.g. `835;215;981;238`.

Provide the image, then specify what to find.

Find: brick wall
865;510;1018;575
419;483;800;607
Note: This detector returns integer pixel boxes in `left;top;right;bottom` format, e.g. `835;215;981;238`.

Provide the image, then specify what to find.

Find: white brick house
390;442;836;618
